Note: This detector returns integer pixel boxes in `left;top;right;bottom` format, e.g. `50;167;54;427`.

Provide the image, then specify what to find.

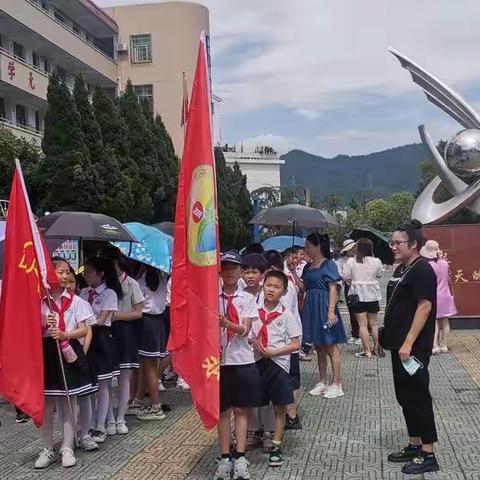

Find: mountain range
280;143;428;201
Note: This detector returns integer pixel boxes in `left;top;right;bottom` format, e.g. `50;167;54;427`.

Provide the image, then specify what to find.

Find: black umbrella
152;221;174;237
349;225;394;265
250;204;339;230
37;212;138;242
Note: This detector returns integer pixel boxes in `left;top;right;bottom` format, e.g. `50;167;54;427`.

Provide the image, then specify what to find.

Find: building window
32;52;39;68
13;42;25;60
133;84;153;111
0;99;5;119
16;105;26;127
35;111;41;132
72;23;81;35
54;10;64;23
130;34;152;63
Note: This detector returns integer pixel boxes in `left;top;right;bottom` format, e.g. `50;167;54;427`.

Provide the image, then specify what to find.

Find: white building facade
223;150;284;193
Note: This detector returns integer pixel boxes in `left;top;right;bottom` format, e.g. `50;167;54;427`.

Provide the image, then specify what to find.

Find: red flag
0;161;56;427
168;35;220;430
181;71;189;128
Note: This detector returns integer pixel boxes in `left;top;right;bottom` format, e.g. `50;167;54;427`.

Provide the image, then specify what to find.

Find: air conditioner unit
116;43;128;52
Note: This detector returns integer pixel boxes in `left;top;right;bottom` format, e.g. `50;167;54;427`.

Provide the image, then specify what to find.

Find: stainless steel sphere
444;129;480;181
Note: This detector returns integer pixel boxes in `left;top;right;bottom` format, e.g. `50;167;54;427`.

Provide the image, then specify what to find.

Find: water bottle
60;341;77;364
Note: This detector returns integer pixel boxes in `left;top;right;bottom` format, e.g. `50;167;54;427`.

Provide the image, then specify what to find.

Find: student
381;221;439;475
35;258;92;469
102;246;144;436
264;250;303;429
135;265;170;421
241;254;275;449
80;257;121;444
214;251;261;480
250;270;302;467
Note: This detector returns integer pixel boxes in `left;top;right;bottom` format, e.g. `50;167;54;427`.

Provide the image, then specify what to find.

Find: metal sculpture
390;48;480;224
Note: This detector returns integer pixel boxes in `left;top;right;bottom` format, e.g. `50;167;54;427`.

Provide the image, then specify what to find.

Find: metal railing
0;46;50;78
0;117;43;137
25;0;117;64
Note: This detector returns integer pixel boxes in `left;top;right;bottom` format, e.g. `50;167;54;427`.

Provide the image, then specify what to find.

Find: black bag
347;294;360;308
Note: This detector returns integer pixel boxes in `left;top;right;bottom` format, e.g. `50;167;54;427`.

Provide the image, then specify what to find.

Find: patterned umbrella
112;222;173;273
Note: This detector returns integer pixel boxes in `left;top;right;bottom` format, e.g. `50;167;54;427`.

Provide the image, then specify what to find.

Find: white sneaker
116;421;129;435
106;423;117;436
354;338;363;346
34;448;55;469
440;346;449;354
126;399;144;416
347;337;356;344
177;377;190;390
91;430;107;443
214;457;232;480
309;382;327;396
233;456;251;480
136;406;166;421
324;384;344;399
61;448;76;468
158;380;166;391
432;347;441;355
80;435;99;451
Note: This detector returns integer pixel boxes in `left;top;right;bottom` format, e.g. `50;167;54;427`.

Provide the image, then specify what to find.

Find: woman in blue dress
301;233;346;399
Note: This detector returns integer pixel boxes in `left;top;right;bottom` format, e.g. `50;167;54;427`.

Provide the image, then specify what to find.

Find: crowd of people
2;222;457;478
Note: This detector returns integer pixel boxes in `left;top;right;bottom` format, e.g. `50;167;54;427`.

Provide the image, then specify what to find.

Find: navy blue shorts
256;358;294;407
289;353;301;390
220;363;262;412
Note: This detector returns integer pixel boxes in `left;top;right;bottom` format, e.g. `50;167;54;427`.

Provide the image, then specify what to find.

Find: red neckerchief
87;288;98;305
258;305;285;348
221;292;240;340
49;292;75;332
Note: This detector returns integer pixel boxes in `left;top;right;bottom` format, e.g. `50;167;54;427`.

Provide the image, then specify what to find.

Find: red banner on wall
424;224;480;318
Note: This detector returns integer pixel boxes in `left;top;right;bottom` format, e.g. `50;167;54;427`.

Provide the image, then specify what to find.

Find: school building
0;1;210;155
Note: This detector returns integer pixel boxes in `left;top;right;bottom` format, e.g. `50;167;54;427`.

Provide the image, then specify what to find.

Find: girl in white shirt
80;257;121;444
35;258;91;470
134;265;169;421
343;238;383;358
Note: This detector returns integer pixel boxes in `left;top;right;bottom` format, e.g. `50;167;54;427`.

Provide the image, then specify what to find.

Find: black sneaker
387;444;421;463
15;412;30;424
269;444;283;467
401;453;439;475
285;414;302;431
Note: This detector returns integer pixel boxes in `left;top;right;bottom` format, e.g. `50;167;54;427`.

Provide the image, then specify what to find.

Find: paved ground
1;327;480;480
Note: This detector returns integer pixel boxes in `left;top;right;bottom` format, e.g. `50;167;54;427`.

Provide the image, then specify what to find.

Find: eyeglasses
389;240;408;248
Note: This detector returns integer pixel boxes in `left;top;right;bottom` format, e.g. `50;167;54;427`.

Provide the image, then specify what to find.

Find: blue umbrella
113;222;173;273
262;235;305;252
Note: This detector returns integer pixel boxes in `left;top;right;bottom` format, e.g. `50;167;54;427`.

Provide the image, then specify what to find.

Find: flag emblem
187;165;217;267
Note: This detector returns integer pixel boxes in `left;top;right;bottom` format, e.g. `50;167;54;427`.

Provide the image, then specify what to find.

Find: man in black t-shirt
380;221;439;475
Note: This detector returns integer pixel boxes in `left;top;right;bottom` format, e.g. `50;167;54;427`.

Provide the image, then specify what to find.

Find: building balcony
0;47;49;101
0;118;42;145
0;0;117;86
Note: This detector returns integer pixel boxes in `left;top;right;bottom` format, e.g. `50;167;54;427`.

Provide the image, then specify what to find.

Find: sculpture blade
389;47;480;129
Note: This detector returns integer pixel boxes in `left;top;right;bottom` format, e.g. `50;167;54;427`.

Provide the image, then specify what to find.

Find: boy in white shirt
250;270;301;468
215;251;262;480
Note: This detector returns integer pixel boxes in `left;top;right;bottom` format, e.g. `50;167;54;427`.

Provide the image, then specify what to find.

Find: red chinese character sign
424;225;480;317
7;61;15;80
28;72;35;90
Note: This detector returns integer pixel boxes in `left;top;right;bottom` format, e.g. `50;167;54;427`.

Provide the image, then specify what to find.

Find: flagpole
182;71;188;140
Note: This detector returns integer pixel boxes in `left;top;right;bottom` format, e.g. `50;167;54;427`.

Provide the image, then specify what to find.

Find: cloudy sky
98;0;480;157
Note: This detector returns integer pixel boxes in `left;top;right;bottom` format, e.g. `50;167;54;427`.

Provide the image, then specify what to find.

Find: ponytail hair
84;256;124;300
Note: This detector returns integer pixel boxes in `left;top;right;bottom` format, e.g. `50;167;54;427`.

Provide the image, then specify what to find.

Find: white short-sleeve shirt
252;302;302;372
219;288;258;366
80;283;118;326
138;272;167;315
342;256;383;302
118;273;144;313
42;290;94;337
166;277;172;306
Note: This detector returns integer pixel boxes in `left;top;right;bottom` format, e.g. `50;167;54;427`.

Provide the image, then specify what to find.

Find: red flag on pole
168;34;220;430
0;160;56;427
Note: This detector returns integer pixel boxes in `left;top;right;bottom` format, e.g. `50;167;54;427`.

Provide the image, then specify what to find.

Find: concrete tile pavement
1;331;480;479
